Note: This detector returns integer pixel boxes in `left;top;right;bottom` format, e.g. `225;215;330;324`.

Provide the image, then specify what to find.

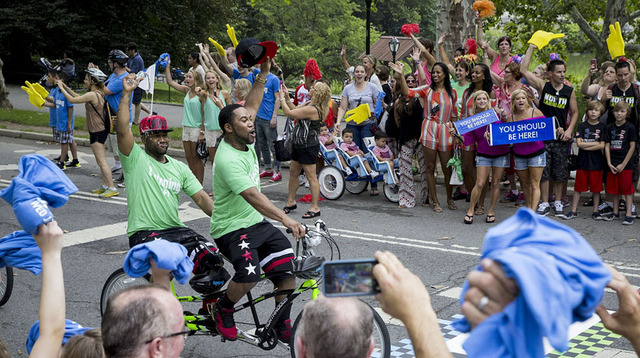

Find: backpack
88;92;115;134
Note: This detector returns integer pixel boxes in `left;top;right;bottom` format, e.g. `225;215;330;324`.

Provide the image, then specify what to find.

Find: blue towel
0;230;42;275
453;208;611;358
124;239;194;285
0;154;77;234
373;92;386;119
26;319;92;354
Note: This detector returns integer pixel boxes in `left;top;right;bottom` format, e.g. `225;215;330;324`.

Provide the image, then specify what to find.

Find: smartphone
322;259;380;297
590;58;597;69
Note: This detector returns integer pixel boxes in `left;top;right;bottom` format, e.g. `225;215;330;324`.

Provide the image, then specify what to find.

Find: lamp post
389;37;400;65
365;0;372;54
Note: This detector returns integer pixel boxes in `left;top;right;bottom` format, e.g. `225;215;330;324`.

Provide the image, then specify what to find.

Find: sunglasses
406;79;416;83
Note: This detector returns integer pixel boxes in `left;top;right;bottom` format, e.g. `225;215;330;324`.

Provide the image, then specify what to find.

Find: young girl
604;101;637;224
198;71;231;163
563;101;606;220
463;91;509;224
318;123;349;171
371;132;398;183
165;59;207;184
339;128;377;177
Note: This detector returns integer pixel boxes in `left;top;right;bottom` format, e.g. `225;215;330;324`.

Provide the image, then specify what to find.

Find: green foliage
0;108;85;130
357;0;437;40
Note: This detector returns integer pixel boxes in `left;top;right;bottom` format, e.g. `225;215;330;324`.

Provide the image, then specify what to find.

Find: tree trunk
0;58;13;110
436;0;477;60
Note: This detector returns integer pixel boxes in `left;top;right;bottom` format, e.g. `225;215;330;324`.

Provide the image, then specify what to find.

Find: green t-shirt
209;139;263;238
203;94;226;131
120;145;202;236
451;76;467;113
182;90;203;128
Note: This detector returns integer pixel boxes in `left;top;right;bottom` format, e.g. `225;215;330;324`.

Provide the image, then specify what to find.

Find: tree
435;0;477;59
0;58;12;109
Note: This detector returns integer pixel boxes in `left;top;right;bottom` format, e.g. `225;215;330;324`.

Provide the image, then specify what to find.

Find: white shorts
205;130;223;148
182;126;201;142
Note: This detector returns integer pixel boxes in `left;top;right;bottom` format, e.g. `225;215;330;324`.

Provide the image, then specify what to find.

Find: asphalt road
0;135;638;357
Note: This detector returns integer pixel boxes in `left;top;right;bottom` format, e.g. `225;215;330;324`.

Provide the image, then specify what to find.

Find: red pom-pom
473;0;496;18
465;39;477;55
401;24;420;37
304;59;322;80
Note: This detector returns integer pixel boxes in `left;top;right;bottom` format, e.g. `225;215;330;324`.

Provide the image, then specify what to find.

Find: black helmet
189;267;231;294
292;255;324;279
196;140;208;160
108;49;129;65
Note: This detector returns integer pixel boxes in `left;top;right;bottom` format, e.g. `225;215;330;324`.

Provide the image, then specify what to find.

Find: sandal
486;214;496;223
370;189;379;196
302;210;321;219
464;214;474;224
432;202;443;213
283;204;297;214
474;206;485;215
447;199;457;211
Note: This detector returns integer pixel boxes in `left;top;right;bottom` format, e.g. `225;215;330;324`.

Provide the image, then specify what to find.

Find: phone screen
322;259;379;297
590;58;597;68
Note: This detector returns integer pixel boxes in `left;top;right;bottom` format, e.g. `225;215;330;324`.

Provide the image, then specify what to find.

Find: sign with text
454;109;500;135
490;116;556;145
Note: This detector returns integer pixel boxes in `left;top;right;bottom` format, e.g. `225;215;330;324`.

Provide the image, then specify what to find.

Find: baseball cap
235;37;278;68
139;115;174;135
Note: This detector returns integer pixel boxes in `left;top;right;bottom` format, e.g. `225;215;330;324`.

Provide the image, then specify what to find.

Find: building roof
359;36;416;62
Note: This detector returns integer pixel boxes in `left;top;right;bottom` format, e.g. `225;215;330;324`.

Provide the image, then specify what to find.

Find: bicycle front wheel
289;300;390;358
100;268;150;316
0;267;14;307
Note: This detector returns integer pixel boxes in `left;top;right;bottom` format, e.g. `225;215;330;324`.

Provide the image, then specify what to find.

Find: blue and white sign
490;116;557;145
454;109;500;135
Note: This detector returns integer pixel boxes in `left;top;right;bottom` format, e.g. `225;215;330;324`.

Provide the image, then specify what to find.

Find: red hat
236;37;278;68
304;59;322;80
139;115;174;135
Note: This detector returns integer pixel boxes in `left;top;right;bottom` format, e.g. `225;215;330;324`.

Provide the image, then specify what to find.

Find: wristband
255;76;267;84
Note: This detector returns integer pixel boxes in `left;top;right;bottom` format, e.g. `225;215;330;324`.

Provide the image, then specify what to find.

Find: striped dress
408;86;458;152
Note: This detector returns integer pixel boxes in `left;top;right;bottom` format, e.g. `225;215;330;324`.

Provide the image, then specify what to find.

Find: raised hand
340;44;347;57
410;47;421;62
122;73;139;93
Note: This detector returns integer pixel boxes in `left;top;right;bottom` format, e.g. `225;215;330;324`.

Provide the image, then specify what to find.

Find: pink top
512;116;546;157
340;141;359;154
463;125;510;158
318;134;336;150
371;145;392;160
491;56;506;78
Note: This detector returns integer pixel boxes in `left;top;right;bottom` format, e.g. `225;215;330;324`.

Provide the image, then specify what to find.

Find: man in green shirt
209;56;304;344
117;75;214;289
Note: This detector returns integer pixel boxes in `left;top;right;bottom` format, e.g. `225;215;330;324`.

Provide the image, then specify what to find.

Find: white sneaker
299;174;306;186
554;201;564;217
536;203;550;216
345;167;353;176
370;170;380;178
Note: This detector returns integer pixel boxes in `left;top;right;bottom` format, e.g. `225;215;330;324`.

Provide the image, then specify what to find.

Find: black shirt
538;82;573;131
575;121;606;170
605;121;637;170
605;84;639;129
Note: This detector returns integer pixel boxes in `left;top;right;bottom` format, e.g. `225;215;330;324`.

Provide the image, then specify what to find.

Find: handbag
274;117;293;162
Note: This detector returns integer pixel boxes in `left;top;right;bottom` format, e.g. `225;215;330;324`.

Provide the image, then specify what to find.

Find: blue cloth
105;72;133;122
26;319;92;354
0;231;42;275
0;154;77;235
452;208;611;358
123;239;194;285
54;88;74;132
373;91;386;119
155;53;170;75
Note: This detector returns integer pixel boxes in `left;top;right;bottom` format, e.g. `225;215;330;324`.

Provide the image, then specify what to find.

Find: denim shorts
476;154;509;168
514;152;546;170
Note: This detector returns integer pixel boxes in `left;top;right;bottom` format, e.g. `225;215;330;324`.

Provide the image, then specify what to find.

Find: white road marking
438;287;464;299
0;164;18;171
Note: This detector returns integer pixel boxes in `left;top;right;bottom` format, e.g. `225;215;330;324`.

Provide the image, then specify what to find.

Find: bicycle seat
292;255;324;279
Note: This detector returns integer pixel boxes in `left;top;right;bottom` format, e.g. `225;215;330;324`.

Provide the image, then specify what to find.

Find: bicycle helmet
196;140;208;160
108;49;129;65
192;244;224;275
85;68;107;83
189;267;231;294
292;255;324;279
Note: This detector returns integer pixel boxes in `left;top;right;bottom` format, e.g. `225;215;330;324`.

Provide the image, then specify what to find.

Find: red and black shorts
214;220;294;283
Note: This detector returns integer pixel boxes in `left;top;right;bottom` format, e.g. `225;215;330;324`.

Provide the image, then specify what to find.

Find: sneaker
604;213;620;221
67;159;81;168
275;319;292;345
452;188;467;201
561;211;577;220
599;203;614;217
56;161;66;171
632;205;637;217
583;197;594;207
269;172;282;182
304;180;310;188
99;188;119;198
111;163;122;173
213;303;237;340
499;192;518;203
561;197;570;207
92;186;107;194
592;211;603;220
515;193;526;207
536;203;550;216
619;199;627;212
623;216;634;225
117;182;126;188
299;174;306;186
260;170;273;178
52;156;61;162
113;174;124;183
554;202;565;217
370;170;380;178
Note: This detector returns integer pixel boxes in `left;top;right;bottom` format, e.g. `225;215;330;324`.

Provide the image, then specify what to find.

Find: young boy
562;101;606;220
339;128;378;178
42;70;60;161
371;132;398;183
604;101;637;224
318;123;349;171
53;72;79;170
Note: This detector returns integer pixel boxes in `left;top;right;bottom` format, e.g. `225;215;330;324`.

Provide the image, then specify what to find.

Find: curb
0;128;186;158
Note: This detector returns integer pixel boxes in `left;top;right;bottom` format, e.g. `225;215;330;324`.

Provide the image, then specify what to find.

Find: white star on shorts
245;263;256;275
238;241;250;250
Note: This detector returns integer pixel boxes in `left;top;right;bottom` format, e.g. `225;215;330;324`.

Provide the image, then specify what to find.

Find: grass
144;81;184;105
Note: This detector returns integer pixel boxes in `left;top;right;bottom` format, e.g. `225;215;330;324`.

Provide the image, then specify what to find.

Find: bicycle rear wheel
289;300;390;358
0;267;14;307
100;268;150;316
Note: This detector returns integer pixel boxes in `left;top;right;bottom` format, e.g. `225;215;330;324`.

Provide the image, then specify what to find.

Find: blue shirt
256;73;280;120
54;89;74;132
232;67;260;84
48;87;58;127
127;53;145;74
105;72;133;122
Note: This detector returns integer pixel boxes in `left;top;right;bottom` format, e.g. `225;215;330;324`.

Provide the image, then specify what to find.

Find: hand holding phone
322;259;380;297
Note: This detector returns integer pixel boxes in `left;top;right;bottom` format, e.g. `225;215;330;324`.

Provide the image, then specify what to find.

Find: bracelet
279;98;286;102
200;130;205;134
255;76;267;84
